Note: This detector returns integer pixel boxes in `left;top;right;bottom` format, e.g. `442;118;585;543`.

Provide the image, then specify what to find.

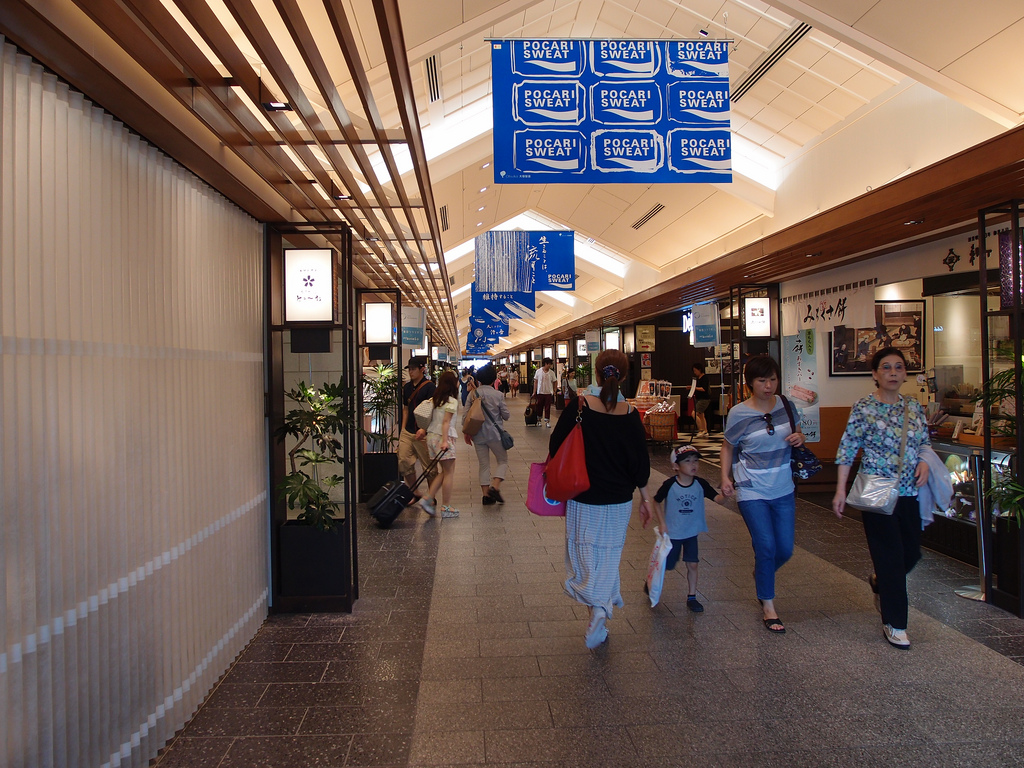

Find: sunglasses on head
762;412;775;436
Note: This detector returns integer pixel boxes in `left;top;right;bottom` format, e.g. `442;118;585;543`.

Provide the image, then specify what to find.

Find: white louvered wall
0;39;269;768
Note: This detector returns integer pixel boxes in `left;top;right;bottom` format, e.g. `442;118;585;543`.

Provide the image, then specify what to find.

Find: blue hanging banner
491;39;730;184
470;315;509;338
475;230;575;291
470;283;537;321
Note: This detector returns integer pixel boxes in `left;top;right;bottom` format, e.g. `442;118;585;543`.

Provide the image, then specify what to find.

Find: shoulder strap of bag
779;394;797;431
408;379;427;403
896;398;910;477
483;395;503;431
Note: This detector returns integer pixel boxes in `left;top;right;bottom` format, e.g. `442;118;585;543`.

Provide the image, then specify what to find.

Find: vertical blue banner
471;283;536;321
475;230;575;292
470;315;509;337
491;39;731;184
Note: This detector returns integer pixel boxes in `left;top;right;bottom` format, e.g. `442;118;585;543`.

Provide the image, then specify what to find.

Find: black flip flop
763;617;786;633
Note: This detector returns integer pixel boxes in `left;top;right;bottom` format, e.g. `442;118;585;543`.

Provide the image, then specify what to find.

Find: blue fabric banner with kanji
475;230;575;291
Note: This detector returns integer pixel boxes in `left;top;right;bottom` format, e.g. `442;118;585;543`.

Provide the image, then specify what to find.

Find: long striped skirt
564;499;633;618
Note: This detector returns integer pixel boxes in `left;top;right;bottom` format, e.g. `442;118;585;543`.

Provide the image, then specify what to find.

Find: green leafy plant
575;361;591;387
990;474;1024;524
274;379;355;532
971;365;1019;438
362;363;400;451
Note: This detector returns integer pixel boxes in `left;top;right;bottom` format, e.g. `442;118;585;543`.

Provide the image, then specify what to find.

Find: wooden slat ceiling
5;0;1024;358
0;0;459;349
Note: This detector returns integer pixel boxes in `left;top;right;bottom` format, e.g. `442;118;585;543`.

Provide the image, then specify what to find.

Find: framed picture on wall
829;301;925;376
640;352;652;368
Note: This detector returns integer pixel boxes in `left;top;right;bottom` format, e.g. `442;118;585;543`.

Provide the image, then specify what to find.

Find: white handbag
845;401;909;516
413;398;435;430
846;473;900;515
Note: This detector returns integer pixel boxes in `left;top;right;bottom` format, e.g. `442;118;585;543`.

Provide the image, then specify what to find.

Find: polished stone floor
154;401;1024;767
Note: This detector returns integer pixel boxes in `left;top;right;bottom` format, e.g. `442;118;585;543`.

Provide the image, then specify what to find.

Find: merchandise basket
644;409;678;442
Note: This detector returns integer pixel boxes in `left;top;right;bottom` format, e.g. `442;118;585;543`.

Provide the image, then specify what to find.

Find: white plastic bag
645;527;673;607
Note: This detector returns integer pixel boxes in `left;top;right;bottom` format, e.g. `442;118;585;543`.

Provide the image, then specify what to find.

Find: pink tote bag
526;461;566;516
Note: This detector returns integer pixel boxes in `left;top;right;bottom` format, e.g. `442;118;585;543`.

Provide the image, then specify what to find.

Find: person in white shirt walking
533;357;558;427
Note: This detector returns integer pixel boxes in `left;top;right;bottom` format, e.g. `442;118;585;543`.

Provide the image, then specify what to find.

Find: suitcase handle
408;450;446;492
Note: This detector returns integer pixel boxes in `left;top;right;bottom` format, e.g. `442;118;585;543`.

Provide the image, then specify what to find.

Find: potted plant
974;356;1023;611
575;361;591;387
991;473;1023;599
361;363;401;499
274;378;357;604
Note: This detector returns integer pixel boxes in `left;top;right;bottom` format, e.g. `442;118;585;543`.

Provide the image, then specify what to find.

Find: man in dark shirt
399;357;437;491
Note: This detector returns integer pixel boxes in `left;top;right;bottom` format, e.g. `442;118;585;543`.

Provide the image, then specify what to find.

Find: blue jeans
737;493;796;601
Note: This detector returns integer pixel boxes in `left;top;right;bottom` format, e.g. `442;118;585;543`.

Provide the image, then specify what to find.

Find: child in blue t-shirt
651;445;722;612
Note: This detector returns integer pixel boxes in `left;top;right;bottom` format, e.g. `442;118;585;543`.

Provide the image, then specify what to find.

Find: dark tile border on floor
151;509;441;767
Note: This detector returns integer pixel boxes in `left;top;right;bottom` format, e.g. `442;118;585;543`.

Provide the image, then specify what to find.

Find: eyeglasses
763;412;775;436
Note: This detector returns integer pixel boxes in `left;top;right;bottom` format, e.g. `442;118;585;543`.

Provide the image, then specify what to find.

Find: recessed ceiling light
481;162;491;169
478;206;485;212
479;187;487;193
698;28;709;37
477;222;484;227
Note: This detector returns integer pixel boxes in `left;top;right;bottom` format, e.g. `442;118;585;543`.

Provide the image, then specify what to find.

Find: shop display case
924;440;1015;566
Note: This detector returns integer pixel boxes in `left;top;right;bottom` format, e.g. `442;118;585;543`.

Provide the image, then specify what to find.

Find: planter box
277;520;353;612
993;515;1021;616
360;451;399;502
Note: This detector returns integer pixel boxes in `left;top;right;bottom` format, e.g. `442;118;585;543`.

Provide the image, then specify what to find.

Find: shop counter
923;439;1015;567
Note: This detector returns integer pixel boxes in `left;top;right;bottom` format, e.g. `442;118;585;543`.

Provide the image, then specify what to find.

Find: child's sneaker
687;596;704;613
420;496;437;517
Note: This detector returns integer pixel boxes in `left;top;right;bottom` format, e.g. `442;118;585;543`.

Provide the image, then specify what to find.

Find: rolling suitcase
524;397;539;426
370;453;442;528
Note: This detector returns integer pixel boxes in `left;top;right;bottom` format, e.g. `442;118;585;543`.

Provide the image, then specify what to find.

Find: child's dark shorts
666;536;699;570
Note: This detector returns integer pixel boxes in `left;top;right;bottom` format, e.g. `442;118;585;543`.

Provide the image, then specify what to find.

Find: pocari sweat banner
491;39;731;184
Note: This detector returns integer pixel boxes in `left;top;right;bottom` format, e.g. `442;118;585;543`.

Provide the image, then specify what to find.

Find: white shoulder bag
845;401;909;515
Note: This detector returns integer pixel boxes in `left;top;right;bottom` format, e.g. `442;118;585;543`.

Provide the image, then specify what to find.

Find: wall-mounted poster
830;302;925;376
640;352;652;368
636;324;656;352
705;357;721;375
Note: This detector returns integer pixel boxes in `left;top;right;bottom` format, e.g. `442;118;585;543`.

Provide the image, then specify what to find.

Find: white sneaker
545;421;551;428
420;496;437;517
585;607;608;649
882;624;910;649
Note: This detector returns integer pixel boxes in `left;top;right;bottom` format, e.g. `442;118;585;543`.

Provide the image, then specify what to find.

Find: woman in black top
550;350;652;649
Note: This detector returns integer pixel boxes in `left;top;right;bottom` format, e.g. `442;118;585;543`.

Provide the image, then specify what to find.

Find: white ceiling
352;0;1024;352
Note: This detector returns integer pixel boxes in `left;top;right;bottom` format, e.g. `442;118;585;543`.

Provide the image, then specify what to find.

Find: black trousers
861;495;922;630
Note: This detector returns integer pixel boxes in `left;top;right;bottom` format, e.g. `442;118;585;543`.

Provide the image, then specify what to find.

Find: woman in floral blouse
832;347;930;650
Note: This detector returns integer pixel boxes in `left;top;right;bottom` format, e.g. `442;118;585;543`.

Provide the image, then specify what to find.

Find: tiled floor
155;403;1024;767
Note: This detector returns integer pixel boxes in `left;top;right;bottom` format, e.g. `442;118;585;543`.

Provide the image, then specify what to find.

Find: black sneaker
687;597;704;613
488;486;505;505
481;495;496;506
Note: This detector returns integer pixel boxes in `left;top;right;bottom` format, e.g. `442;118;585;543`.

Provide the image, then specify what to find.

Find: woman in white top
415;369;461;518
